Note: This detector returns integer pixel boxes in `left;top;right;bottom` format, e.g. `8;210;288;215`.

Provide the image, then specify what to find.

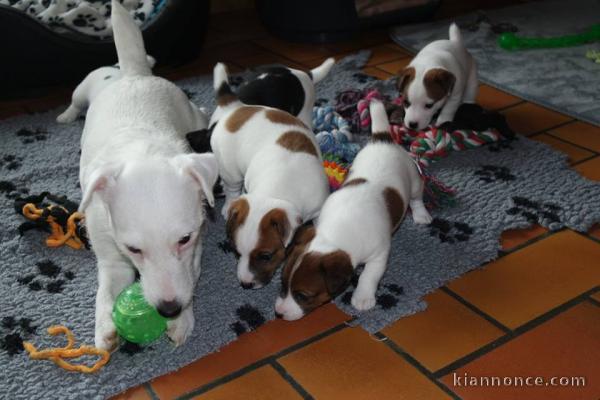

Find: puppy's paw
167;308;195;346
95;318;119;351
351;290;377;311
412;208;433;225
56;106;80;124
221;200;233;219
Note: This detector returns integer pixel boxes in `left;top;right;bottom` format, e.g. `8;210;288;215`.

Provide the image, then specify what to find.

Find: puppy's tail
111;0;152;77
369;99;392;142
310;57;335;84
213;63;239;108
449;22;462;43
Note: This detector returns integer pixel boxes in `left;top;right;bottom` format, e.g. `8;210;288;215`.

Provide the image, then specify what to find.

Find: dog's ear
172;153;219;207
319;251;353;297
226;198;249;241
264;208;291;244
79;163;123;212
396;66;415;94
286;223;316;256
423;68;456;101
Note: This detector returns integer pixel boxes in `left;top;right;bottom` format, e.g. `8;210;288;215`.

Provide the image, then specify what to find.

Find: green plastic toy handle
112;282;168;344
498;24;600;51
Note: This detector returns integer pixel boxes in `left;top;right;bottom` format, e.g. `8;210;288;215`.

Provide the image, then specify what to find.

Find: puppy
79;0;218;350
57;56;157;124
208;58;335;131
275;99;432;320
398;23;478;130
210;63;329;289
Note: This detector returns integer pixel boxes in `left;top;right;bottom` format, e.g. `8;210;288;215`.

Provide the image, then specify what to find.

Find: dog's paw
412;208;433;225
95;319;119;351
221;201;233;219
167;308;195;346
351;290;377;311
56;107;79;124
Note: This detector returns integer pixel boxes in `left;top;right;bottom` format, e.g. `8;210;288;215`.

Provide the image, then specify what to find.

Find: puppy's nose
408;121;418;129
240;281;255;290
157;300;182;318
275;311;283;319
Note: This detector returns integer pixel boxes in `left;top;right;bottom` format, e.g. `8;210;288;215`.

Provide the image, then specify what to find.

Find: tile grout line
373;332;462;400
496;229;560;259
570;154;598;166
572;230;600;245
143;382;160;400
432;287;599;379
494;100;526;112
174;322;350;400
588;297;600;307
439;287;512;334
542;131;600;156
523;119;576;137
270;360;314;400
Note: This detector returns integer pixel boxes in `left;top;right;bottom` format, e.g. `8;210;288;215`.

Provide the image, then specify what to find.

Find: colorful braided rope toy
23;326;110;373
498;24;600;51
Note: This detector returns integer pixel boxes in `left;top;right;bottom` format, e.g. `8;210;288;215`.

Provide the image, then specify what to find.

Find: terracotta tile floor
4;8;598;400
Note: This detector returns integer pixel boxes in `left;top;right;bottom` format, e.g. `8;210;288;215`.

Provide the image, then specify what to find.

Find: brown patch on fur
280;225;316;296
216;83;237;107
265;109;307;129
343;177;367;187
423;68;456;101
370;132;393;143
276;131;318;157
249;208;291;284
288;250;353;315
225;106;262;133
383;187;405;231
396;66;415;96
226;198;250;244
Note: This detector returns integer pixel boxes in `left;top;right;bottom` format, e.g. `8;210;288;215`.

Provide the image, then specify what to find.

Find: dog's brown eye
403;99;411;108
257;251;274;261
425;103;434;109
178;234;191;245
126;246;141;254
293;291;313;303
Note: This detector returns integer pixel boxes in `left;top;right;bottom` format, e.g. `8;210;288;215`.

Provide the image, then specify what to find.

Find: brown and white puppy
210;63;329;289
275;100;432;320
397;23;478;130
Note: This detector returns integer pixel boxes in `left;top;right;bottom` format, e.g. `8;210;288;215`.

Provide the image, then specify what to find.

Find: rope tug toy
23;325;110;373
14;192;89;250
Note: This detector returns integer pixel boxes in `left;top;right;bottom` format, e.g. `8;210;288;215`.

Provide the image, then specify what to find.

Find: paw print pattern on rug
0;155;23;171
429;218;474;244
0;181;29;199
474;165;516;183
506;196;561;225
0;316;37;356
352;72;377;84
72;13;97;27
340;273;405;311
16;127;48;144
119;340;152;356
229;304;266;336
181;88;196;100
17;260;75;294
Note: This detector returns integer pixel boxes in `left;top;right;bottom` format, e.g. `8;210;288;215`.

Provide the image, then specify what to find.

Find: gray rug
1;51;599;400
390;0;600;126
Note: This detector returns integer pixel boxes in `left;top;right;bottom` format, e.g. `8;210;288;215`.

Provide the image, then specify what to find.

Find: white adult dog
398;23;478;130
79;0;218;350
275;100;432;320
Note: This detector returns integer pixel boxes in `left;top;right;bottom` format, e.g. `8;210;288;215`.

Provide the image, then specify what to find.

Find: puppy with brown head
398;23;478;131
211;63;330;289
275;100;432;320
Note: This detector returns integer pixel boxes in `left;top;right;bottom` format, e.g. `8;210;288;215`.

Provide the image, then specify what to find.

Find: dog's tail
111;0;152;77
309;57;335;84
369;99;392;142
213;62;239;108
449;22;462;43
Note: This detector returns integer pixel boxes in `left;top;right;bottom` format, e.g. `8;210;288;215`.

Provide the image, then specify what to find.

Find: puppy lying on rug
211;63;329;289
275;100;432;320
78;0;217;350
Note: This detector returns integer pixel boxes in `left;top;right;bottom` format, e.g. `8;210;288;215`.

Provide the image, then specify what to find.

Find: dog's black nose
408;121;418;129
275;311;283;319
240;281;255;290
157;300;182;318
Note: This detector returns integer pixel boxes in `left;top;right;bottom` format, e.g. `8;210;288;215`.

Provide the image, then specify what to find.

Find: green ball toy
112;282;168;344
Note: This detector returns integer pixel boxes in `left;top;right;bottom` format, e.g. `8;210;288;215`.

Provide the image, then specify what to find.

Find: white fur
79;0;217;350
211;63;329;287
276;100;432;320
404;23;478;130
